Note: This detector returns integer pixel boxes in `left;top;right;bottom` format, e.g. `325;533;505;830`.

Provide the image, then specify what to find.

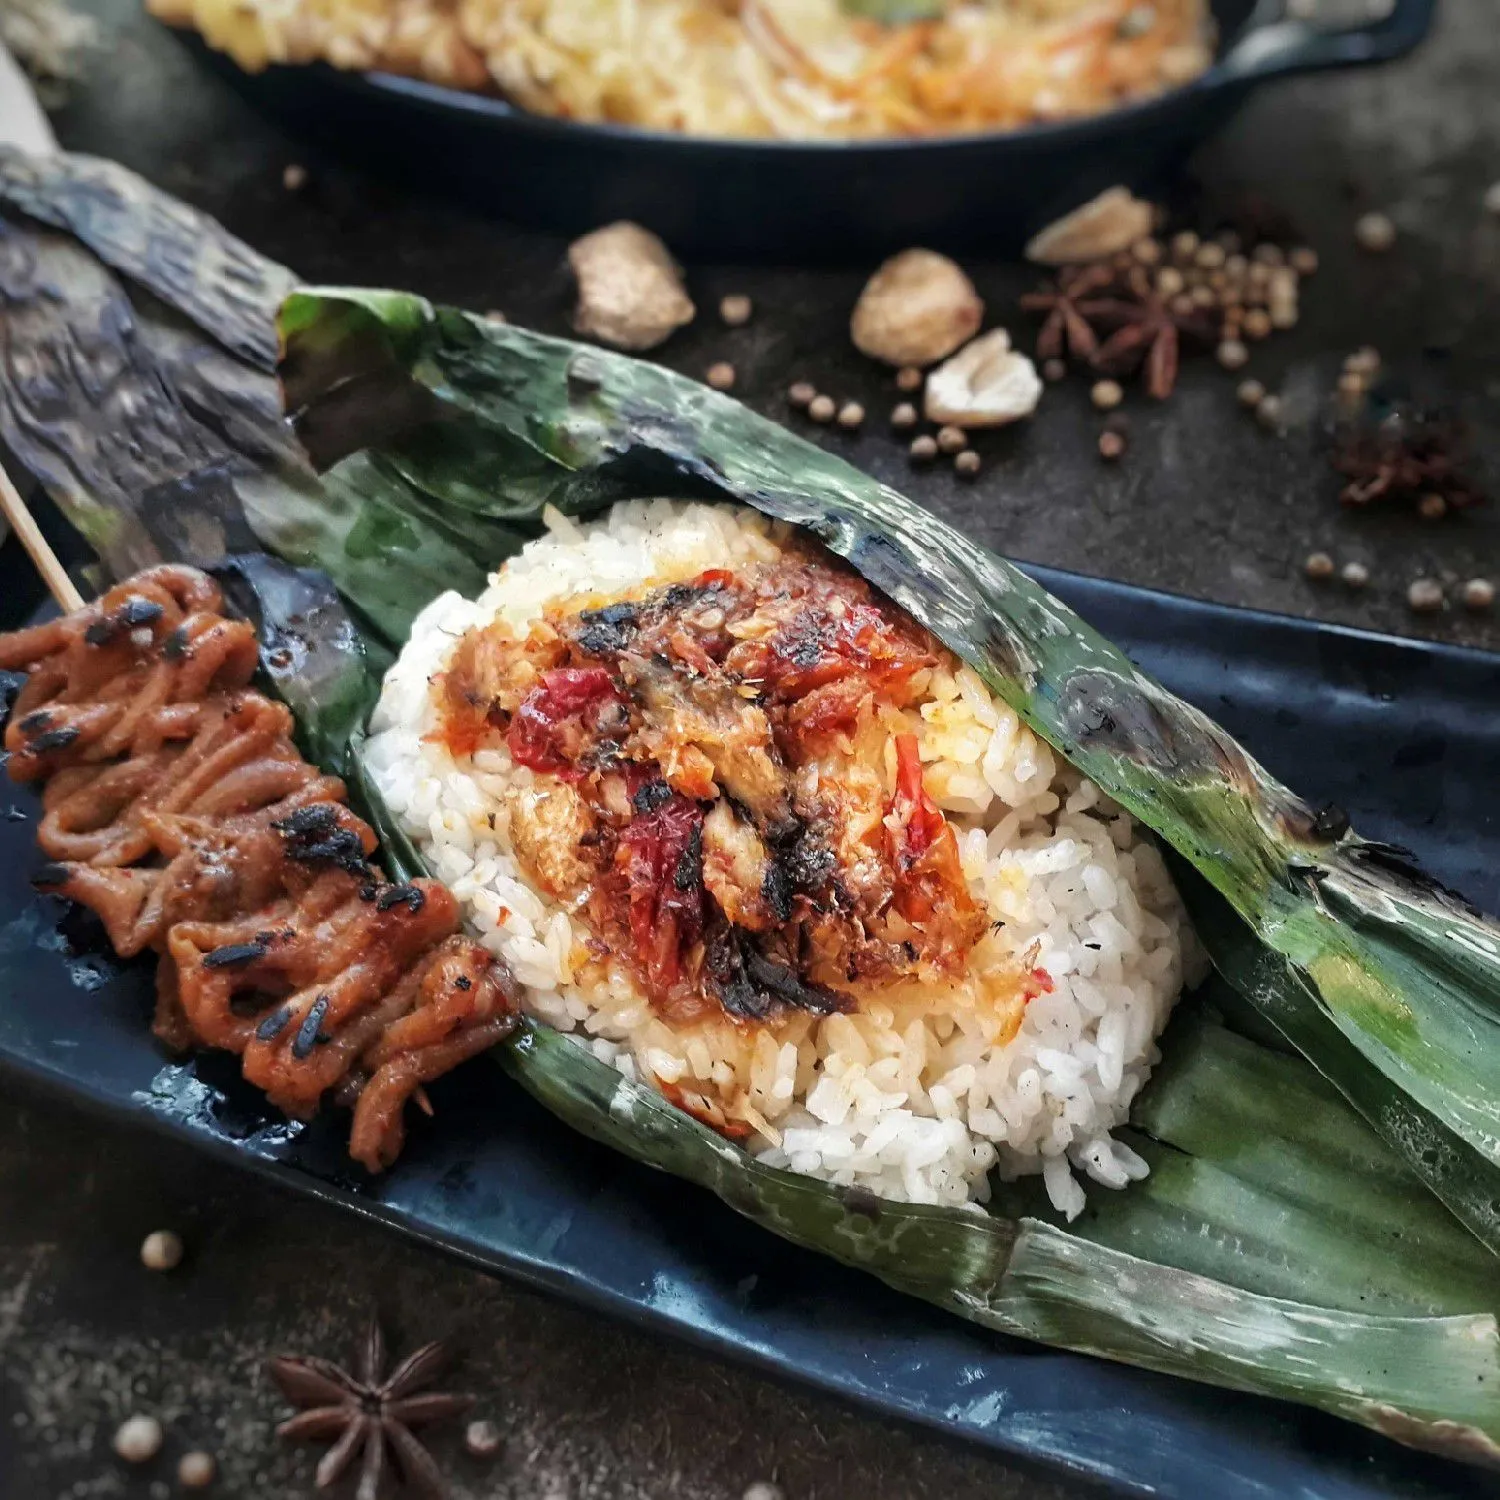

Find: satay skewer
0;462;84;613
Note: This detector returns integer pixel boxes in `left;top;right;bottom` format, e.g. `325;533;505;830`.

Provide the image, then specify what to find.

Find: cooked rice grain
364;500;1203;1216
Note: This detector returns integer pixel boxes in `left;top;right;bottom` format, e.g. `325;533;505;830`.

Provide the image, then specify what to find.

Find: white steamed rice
362;499;1204;1218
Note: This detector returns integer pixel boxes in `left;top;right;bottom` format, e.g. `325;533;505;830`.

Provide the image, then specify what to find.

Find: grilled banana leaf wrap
0;149;1497;1464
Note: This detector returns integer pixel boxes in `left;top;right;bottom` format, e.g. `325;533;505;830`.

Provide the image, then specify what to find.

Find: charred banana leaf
275;287;1500;1262
0;146;294;368
232;554;1494;1469
3;153;1500;1464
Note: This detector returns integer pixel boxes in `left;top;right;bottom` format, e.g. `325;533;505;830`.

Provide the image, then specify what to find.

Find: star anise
1018;262;1117;364
1333;409;1484;514
1079;266;1218;400
269;1317;473;1500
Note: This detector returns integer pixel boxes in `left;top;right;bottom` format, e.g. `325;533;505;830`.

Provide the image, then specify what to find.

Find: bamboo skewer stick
0;463;84;613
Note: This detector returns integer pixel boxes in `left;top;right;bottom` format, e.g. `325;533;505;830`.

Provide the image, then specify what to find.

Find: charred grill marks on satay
0;566;521;1171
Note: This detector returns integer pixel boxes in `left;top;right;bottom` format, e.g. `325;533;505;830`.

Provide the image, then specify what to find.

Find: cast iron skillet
178;0;1434;258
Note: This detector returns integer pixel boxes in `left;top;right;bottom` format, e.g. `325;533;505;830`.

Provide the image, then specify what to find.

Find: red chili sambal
434;547;989;1023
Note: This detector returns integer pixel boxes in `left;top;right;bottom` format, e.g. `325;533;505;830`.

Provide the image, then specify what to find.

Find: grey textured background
1;0;1498;1495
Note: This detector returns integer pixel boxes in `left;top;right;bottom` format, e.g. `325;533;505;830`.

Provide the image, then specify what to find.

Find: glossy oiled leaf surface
267;293;1500;1459
999;1011;1500;1321
0;141;1497;1464
500;1013;1500;1459
277;287;1500;1260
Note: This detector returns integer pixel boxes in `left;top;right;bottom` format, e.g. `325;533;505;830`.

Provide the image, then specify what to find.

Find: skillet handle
1218;0;1436;82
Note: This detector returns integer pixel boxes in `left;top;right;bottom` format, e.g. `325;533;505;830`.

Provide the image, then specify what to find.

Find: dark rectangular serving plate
3;539;1499;1500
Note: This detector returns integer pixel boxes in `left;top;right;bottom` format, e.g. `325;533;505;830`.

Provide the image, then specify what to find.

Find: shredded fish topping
436;549;999;1030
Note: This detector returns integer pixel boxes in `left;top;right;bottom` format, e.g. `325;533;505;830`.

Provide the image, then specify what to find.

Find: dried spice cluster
1330;351;1483;521
270;1319;473;1500
1022;229;1314;400
1333;411;1482;516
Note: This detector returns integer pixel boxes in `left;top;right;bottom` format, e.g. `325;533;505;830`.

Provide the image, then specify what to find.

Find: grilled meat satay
31;695;355;941
2;566;260;782
0;565;521;1169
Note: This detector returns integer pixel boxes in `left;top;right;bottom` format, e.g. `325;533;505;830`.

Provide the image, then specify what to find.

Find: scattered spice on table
1336;370;1368;403
1169;230;1200;261
1023;187;1155;265
1304;552;1335;580
1090;379;1123;410
568;221;695;351
1354;211;1396;252
269;1316;473;1500
1018;211;1313;402
1237;379;1266;409
1407;577;1445;613
1019;263;1111;364
139;1229;183;1271
909;434;938;462
954;449;981;477
1082;267;1218;400
281;163;307;192
1216;338;1249;370
787;381;815;409
1462;577;1495;611
836;400;865;429
1336;348;1381;410
936;423;967;454
719;294;752;326
850;249;982;367
1099;430;1127;462
1242;308;1272;341
706;361;735;391
177;1451;217;1488
922;329;1041;426
113;1414;163;1463
807;394;836;423
1332;409;1482;515
1341;560;1370;588
463;1419;504;1459
895;365;923;392
890;402;918;429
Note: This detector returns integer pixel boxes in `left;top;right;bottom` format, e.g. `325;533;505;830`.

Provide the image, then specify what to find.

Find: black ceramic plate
3;540;1498;1500
171;0;1437;257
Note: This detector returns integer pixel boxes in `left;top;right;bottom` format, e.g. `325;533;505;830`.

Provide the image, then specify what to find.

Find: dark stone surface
44;0;1500;651
0;1079;1079;1500
0;1;1497;1496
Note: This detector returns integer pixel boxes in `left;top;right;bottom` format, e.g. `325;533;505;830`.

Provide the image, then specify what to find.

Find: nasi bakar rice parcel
364;499;1202;1218
4;211;1500;1459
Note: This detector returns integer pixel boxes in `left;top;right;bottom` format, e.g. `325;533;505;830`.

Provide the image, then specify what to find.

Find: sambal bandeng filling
435;549;992;1030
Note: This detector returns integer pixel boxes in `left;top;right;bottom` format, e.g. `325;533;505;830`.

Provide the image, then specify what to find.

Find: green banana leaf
4;153;1500;1464
266;292;1500;1460
500;1013;1500;1462
273;286;1500;1262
